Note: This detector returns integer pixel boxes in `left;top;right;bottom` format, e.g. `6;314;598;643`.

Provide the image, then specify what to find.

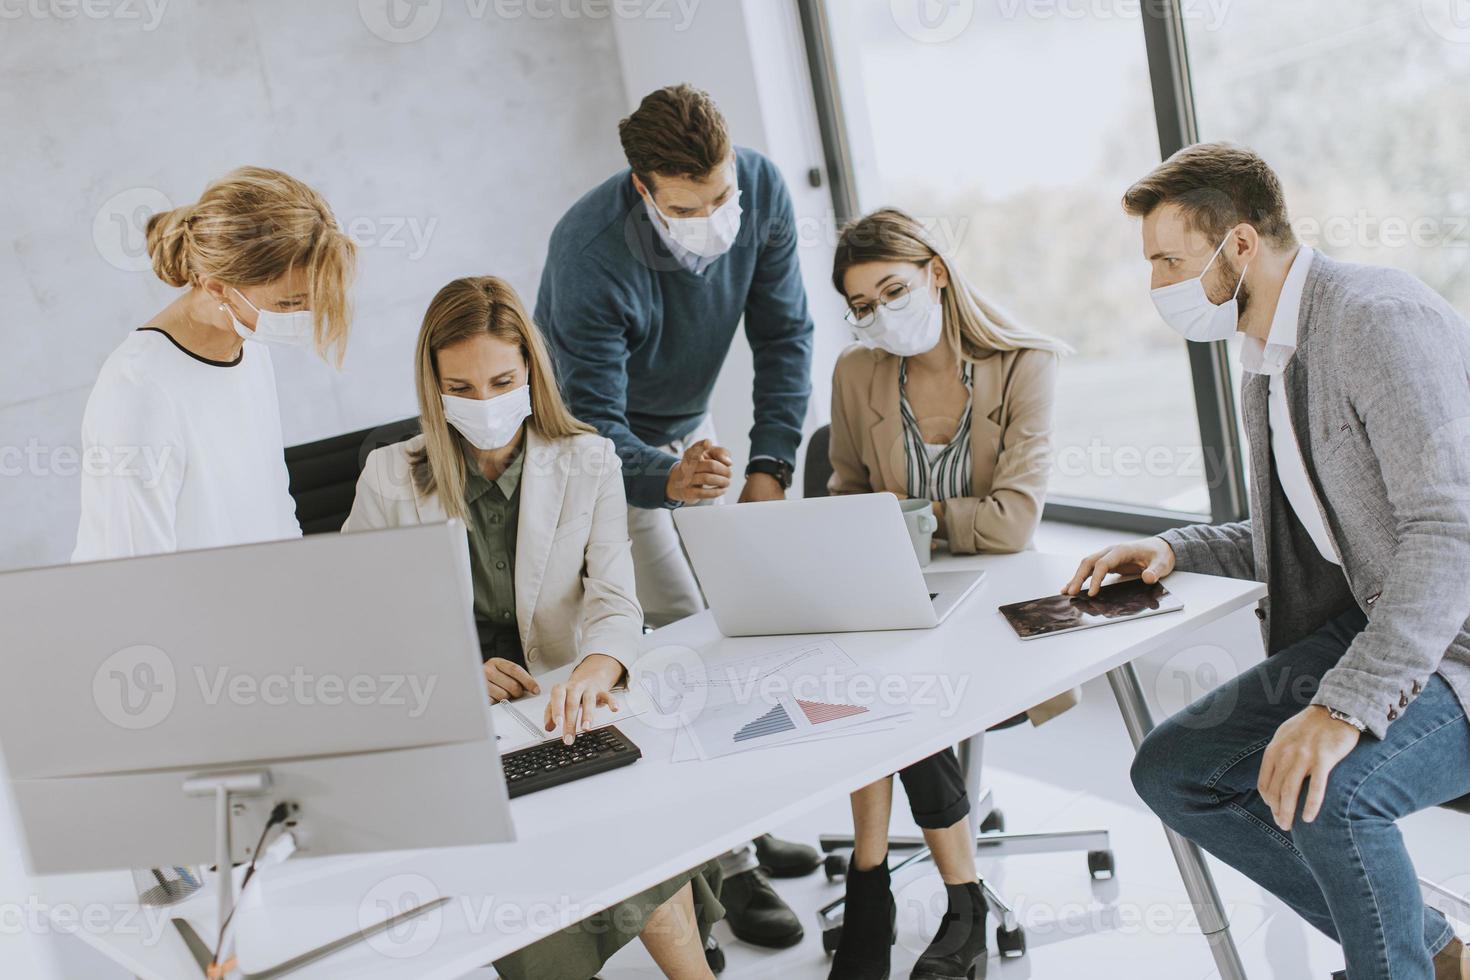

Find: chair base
817;789;1113;959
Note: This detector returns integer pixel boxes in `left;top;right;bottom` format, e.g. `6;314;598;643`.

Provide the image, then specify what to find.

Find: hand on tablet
1062;537;1176;597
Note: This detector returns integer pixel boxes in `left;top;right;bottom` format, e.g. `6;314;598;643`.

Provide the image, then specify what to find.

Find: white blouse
73;329;301;561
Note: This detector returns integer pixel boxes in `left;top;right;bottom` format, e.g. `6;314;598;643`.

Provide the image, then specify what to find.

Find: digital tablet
999;578;1183;640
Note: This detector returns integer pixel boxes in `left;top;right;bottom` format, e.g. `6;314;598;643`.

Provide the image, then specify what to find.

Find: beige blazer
343;428;642;677
829;343;1058;554
828;343;1077;725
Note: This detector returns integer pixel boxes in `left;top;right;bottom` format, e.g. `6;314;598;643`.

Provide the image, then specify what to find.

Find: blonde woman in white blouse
73;166;356;561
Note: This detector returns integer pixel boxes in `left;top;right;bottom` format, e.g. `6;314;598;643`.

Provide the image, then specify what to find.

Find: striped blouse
898;359;974;502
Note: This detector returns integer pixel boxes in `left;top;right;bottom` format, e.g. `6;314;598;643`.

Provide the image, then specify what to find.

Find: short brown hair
1122;142;1296;248
618;84;731;186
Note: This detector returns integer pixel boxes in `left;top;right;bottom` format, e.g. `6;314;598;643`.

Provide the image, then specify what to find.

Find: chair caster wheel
1087;848;1116;880
997;922;1027;958
822;923;843;955
824;852;848;881
980;808;1006;834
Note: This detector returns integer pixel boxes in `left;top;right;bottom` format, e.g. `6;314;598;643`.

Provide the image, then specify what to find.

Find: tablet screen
999;578;1183;640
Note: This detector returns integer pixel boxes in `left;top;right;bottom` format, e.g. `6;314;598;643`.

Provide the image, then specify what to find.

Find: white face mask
1149;233;1249;342
651;188;743;259
227;288;316;349
854;267;944;357
441;384;532;451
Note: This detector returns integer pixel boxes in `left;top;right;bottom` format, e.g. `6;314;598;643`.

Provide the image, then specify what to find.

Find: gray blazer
1161;253;1470;739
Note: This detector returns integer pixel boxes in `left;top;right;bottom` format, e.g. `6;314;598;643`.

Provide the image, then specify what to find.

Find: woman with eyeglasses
823;208;1074;980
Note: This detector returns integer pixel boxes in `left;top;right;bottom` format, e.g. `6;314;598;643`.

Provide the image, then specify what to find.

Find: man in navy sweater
537;84;813;619
537;84;817;955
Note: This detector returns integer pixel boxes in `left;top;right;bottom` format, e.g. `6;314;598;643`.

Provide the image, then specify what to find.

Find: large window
807;3;1215;520
1182;0;1470;493
1187;0;1470;321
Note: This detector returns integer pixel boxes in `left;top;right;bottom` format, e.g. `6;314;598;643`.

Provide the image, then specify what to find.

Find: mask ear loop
1203;232;1249;304
903;261;935;309
217;288;257;335
1229;262;1250;302
230;287;262;315
1199;233;1231;276
216;289;250;334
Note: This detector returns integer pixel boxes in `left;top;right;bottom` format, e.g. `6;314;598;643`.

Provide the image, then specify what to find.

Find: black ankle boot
910;881;988;980
828;857;895;980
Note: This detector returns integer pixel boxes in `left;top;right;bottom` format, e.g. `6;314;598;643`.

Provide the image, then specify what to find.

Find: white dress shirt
1241;246;1339;565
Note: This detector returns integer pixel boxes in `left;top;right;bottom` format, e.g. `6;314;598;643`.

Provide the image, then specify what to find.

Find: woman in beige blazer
823;209;1074;980
344;276;720;980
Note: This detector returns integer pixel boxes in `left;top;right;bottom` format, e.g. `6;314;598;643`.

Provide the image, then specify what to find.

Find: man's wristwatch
1327;707;1367;732
745;457;794;490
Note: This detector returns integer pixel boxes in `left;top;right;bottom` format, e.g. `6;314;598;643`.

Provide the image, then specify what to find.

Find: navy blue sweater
535;147;814;509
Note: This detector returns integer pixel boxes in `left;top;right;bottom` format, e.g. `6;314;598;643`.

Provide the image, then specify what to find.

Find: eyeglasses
843;265;930;328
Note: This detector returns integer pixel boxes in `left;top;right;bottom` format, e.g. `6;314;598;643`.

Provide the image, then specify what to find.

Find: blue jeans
1132;606;1470;980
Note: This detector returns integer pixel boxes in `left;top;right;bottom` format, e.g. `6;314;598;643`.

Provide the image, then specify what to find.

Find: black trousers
897;748;970;829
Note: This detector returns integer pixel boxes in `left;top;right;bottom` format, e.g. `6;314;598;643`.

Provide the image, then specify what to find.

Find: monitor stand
177;768;446;978
182;767;274;953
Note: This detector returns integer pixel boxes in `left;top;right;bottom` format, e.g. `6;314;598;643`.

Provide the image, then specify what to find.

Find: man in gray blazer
1064;143;1470;980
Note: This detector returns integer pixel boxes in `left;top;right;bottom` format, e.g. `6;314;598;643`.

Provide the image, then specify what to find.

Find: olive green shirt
464;445;525;665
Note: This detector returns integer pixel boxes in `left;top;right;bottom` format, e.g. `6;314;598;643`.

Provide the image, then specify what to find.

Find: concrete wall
0;0;630;573
2;4;853;974
1;3;631;974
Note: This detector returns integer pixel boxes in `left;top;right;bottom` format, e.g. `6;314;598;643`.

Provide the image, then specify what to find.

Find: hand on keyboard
543;653;625;744
502;727;642;798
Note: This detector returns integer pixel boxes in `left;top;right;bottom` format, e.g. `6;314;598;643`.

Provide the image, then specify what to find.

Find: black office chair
802;423;833;500
284;418;422;534
1420;793;1470;922
804;423;1114;959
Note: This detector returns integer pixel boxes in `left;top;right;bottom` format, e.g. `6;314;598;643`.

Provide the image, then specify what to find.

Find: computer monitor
0;520;513;878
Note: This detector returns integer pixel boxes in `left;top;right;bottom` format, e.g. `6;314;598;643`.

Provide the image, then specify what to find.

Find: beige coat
828;343;1077;725
829;344;1059;554
343;428;642;676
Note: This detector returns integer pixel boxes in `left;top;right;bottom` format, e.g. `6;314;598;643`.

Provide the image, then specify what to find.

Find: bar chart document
637;638;912;759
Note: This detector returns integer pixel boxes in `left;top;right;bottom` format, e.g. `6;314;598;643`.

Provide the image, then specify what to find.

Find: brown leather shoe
1434;936;1467;980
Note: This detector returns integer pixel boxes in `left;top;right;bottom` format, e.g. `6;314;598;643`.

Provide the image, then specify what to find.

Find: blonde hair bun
144;206;194;288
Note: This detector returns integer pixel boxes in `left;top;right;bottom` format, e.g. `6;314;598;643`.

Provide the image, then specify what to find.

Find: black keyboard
501;725;642;798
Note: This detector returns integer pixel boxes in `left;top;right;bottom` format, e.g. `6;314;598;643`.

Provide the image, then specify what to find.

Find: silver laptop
674;492;987;636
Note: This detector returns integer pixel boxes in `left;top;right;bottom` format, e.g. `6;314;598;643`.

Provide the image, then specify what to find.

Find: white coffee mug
899;497;938;567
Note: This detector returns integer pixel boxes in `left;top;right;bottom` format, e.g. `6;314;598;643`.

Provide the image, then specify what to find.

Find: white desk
38;550;1264;980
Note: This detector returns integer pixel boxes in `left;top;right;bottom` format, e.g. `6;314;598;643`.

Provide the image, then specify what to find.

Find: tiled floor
33;522;1470;979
